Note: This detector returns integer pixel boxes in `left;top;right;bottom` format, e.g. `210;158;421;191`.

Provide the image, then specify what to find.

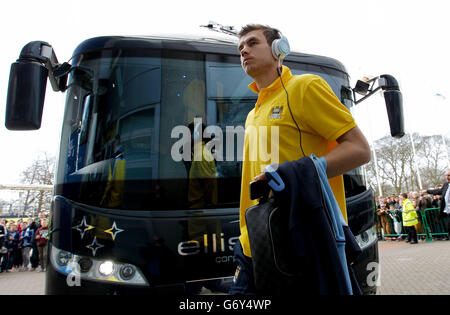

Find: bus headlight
56;250;73;267
98;261;115;277
355;225;378;250
119;264;136;281
50;245;148;286
78;257;93;273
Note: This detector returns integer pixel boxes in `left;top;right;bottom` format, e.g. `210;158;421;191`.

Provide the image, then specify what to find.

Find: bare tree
18;153;56;216
366;133;449;196
366;134;413;195
0;199;8;216
417;135;449;188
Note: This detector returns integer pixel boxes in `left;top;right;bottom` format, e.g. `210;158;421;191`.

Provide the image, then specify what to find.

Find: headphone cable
277;66;306;157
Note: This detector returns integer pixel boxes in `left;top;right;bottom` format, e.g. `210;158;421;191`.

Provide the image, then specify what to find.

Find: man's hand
253;173;266;182
253;173;274;198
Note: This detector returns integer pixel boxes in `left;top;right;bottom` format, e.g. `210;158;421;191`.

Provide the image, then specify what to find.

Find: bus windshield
55;48;351;211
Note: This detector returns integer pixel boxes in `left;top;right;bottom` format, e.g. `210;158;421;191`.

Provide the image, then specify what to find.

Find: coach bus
5;28;404;295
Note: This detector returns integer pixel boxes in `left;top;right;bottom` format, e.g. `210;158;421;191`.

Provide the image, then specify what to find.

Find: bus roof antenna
200;21;238;36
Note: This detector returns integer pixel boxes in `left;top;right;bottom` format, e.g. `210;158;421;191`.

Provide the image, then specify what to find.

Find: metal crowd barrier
377;207;447;242
421;208;448;240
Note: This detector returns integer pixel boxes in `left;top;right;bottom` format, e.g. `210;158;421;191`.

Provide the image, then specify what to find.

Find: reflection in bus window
57;51;256;211
186;122;218;209
56;50;355;210
100;135;126;208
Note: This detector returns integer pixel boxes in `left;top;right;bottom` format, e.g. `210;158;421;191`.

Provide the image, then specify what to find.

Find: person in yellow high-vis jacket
400;193;418;244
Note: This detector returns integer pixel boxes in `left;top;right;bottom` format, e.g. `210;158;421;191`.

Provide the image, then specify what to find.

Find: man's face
238;30;277;78
446;171;450;182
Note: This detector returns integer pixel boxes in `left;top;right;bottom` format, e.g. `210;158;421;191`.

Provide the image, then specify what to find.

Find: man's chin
243;66;258;78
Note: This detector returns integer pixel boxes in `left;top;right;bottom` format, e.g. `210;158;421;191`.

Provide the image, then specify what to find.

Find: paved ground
0;269;45;295
376;239;450;295
1;240;449;295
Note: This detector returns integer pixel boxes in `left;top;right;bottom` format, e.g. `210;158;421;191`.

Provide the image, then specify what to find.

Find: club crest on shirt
269;106;283;119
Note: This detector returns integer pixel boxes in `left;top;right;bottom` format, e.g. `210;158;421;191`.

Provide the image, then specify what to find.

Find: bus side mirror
5;59;48;130
380;75;405;138
383;90;404;138
5;41;67;130
353;74;405;139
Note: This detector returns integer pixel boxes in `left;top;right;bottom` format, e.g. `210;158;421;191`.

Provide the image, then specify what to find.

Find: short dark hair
238;24;281;46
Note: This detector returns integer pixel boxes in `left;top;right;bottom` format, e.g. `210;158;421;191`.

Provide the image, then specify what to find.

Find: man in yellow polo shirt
229;24;371;294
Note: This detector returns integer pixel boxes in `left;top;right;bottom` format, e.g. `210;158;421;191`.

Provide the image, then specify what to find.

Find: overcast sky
1;0;449;200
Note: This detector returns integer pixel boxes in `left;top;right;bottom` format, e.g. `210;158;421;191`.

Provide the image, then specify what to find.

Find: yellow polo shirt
239;65;357;257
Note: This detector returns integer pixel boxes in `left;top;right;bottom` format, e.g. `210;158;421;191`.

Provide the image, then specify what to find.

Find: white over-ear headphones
271;30;290;61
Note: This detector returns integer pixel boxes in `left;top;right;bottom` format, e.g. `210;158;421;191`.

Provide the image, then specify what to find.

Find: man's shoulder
245;107;256;118
290;73;323;84
287;74;329;94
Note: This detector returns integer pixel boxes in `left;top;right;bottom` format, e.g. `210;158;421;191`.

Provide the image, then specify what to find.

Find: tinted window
56;47;362;210
56;51;255;210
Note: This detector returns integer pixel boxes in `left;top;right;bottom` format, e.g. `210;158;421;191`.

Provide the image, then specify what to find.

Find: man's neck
253;66;280;90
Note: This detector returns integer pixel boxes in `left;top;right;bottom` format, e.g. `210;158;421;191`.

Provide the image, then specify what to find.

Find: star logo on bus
73;216;94;239
104;221;124;241
86;237;104;256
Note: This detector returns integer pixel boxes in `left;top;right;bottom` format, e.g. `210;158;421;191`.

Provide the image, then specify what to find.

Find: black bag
245;197;303;293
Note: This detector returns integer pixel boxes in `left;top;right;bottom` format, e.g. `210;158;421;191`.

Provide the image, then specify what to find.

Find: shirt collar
248;65;293;94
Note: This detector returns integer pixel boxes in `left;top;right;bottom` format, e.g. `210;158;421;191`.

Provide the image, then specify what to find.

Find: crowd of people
0;212;49;274
376;183;449;244
0;191;445;274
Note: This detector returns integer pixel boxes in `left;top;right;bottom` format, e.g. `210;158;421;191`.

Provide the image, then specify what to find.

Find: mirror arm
354;85;382;105
353;75;401;105
18;41;67;92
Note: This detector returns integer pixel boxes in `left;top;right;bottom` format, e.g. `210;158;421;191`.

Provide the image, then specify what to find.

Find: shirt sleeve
300;75;356;141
